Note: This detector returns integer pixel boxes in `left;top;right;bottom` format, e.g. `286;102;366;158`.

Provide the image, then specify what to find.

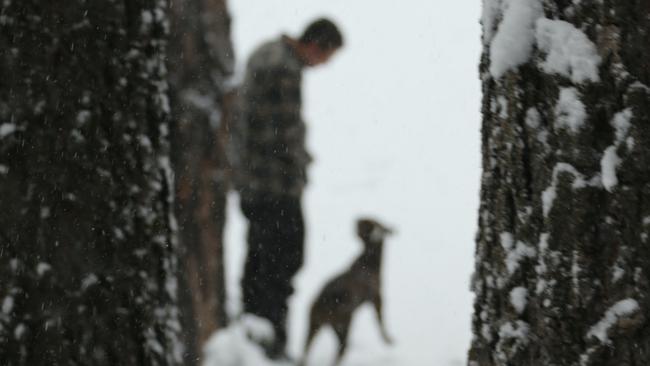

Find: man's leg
240;194;305;357
264;195;305;356
240;195;271;317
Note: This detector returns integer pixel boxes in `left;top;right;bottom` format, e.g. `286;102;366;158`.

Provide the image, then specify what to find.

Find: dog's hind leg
372;295;393;345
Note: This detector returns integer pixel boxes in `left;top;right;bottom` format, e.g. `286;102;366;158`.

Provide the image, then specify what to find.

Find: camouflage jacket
233;36;312;198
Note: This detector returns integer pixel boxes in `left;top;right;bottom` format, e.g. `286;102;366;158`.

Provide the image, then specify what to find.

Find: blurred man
233;18;343;359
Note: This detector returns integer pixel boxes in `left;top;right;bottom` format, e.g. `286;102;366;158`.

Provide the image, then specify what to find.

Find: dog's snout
382;225;395;236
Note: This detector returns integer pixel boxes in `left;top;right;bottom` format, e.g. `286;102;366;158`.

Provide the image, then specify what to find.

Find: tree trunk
167;0;234;362
470;1;650;365
0;1;183;365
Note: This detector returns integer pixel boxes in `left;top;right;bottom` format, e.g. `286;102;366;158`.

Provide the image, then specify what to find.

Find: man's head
297;18;343;67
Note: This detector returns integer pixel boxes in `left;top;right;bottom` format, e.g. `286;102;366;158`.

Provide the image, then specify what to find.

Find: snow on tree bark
470;1;650;365
167;0;234;362
0;1;183;364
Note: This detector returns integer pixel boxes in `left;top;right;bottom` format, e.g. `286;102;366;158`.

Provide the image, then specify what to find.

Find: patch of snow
571;250;581;293
2;296;14;314
630;81;650;92
113;228;125;240
9;259;19;272
612;109;633;142
497;96;508;119
165;275;178;301
157;92;171;114
241;314;275;343
542;163;587;217
634;268;643;282
600;146;620;192
40;207;51;219
480;310;489;321
14;323;26;340
506;242;536;275
510;287;528;314
81;274;99;290
496;320;530;363
76;110;91;125
141;10;153;25
36;262;52;276
202;315;278;366
612;265;625;283
481;0;503;45
489;0;543;78
535;18;601;83
600;109;633;192
500;232;536;275
34;100;46;114
535;233;555;295
71;129;85;143
143;324;172;358
538;233;549;254
81;92;91;105
517;206;533;223
499;320;529;340
182;89;218;113
587;299;639;343
525;108;540;129
0;123;16;138
535;234;550;295
138;134;153;149
485;275;495;289
541;186;557;218
500;232;514;251
153;8;165;22
536;130;549;147
555;88;586;133
160;123;169;138
481;324;493;342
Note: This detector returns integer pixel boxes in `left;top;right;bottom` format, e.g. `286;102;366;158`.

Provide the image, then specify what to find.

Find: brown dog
299;218;394;366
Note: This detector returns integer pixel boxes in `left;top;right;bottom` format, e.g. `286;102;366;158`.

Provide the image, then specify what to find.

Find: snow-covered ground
206;1;482;365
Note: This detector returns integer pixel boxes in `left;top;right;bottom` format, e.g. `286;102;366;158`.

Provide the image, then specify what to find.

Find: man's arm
245;65;311;180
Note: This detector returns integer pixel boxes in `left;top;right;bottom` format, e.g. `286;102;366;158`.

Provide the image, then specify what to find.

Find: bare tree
167;0;234;362
0;1;183;364
469;1;650;365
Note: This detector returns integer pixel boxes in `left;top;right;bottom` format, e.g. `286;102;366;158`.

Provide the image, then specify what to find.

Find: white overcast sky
224;1;483;365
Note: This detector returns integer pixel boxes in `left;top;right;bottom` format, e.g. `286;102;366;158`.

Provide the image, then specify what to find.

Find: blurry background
222;1;483;365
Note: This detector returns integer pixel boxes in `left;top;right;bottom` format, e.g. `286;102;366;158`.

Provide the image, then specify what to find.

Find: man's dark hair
299;18;344;50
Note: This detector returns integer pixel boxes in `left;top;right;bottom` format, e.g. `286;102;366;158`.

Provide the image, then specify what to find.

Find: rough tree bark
0;1;183;365
469;1;650;365
167;0;234;362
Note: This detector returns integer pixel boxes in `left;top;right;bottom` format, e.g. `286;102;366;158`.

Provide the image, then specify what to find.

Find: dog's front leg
372;295;394;345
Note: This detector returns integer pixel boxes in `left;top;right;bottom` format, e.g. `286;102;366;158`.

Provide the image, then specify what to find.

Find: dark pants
240;193;305;352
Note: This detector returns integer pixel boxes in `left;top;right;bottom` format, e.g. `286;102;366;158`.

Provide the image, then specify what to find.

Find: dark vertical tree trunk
167;0;234;362
0;1;182;365
470;1;650;365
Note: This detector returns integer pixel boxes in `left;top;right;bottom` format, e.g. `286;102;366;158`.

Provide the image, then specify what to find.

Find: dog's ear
379;223;394;236
356;219;374;242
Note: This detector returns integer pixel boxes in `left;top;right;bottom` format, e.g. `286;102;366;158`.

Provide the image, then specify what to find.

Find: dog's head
356;218;393;245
